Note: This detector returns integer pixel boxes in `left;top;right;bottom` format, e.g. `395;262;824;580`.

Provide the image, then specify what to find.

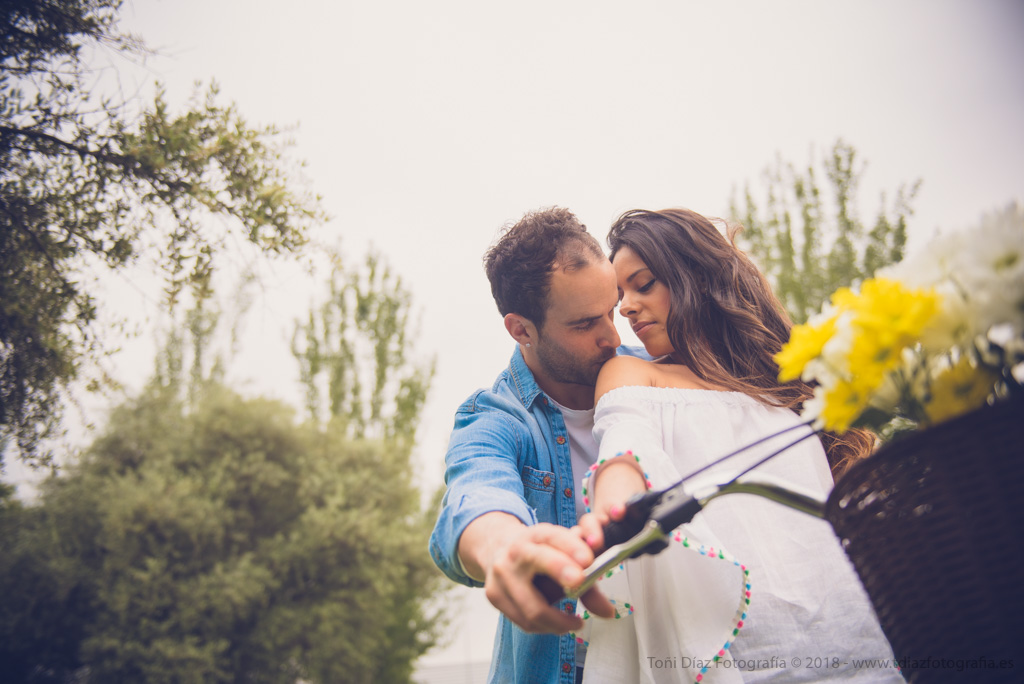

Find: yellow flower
830;284;861;313
820;379;871;433
838;278;941;386
776;316;837;382
845;333;900;379
847;278;938;339
924;357;999;425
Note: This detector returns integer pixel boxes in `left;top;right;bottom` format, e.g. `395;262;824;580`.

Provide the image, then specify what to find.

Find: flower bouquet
774;203;1024;681
775;202;1024;438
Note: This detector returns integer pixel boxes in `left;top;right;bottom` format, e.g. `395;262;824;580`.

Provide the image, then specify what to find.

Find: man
429;207;646;683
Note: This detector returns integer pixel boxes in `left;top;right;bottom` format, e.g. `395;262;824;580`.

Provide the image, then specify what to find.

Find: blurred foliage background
1;2;445;681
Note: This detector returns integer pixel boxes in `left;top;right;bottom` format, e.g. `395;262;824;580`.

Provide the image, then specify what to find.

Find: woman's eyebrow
625;267;649;284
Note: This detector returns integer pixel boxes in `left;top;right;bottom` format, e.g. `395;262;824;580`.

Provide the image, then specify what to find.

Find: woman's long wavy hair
607;208;873;478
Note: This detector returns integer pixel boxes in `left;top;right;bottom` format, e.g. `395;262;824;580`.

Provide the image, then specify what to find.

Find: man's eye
576;321;596;331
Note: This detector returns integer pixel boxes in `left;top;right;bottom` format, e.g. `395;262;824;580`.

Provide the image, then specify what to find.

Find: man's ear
504;313;537;347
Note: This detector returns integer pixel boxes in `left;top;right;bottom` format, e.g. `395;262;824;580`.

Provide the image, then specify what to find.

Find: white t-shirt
549;398;599;521
549;396;600;671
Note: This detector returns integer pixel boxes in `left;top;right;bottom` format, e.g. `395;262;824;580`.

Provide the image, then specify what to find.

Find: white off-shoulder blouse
579;386;902;683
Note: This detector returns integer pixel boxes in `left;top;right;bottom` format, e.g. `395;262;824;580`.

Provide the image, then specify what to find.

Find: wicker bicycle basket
825;395;1024;682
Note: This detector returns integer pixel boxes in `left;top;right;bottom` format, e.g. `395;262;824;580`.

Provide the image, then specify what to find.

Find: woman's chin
640;340;673;358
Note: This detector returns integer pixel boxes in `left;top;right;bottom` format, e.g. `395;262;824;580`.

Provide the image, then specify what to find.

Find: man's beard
534;338;615;387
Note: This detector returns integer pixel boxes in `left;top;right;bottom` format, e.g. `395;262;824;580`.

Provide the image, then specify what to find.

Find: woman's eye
638;279;656;293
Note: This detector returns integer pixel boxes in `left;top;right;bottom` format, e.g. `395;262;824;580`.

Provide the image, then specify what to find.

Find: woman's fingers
577;511;610;552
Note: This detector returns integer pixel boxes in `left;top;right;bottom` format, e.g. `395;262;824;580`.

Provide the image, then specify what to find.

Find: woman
576;209;899;683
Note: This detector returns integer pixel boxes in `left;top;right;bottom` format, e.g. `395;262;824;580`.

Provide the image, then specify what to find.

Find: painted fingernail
610;504;624;518
585;533;600;548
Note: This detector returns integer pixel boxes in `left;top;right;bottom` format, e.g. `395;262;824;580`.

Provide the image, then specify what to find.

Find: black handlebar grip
602;490;661;548
532;573;566;604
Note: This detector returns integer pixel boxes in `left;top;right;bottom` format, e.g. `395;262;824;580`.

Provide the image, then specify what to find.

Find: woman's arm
578;355;658;549
589;458;648;517
591;353;661;514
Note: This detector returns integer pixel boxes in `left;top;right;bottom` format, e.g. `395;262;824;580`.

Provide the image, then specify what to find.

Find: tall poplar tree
730;140;919;323
292;250;435;455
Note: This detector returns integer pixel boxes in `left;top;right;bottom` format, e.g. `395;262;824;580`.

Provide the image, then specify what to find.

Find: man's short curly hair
484;207;604;329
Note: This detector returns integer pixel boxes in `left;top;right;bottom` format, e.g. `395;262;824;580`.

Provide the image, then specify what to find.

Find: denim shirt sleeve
429;391;538;588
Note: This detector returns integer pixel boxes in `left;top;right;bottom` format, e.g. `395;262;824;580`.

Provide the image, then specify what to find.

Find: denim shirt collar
506;346;546;409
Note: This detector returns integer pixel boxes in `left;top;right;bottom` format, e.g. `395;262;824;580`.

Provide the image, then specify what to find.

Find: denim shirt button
562;662;572;673
556;435;566;445
563;488;572;498
543;475;552;486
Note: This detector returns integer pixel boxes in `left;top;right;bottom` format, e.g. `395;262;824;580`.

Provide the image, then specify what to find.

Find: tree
291;250;435;455
1;0;321;466
0;381;445;683
730;140;920;323
0;241;445;681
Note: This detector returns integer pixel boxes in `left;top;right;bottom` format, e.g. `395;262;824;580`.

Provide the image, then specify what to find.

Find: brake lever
565;484;704;599
534;485;700;603
562;519;667;599
532;489;665;603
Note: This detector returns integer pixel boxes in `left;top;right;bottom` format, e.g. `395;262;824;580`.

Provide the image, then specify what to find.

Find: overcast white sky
17;0;1024;670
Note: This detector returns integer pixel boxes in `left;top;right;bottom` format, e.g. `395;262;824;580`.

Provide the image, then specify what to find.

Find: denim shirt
429;346;647;684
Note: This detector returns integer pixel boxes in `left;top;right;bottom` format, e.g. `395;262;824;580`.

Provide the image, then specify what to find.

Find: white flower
885;202;1024;345
801;357;838;387
819;312;855;370
803;387;828;431
1013;362;1024;385
918;280;972;352
948;204;1023;332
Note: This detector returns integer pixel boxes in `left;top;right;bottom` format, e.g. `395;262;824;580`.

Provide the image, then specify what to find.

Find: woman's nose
619;294;637;317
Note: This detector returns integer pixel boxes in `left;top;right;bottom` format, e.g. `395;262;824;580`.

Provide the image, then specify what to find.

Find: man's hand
459;513;615;633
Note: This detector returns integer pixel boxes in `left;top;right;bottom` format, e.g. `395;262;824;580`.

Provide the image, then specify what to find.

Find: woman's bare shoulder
595;354;657;402
596;355;721;403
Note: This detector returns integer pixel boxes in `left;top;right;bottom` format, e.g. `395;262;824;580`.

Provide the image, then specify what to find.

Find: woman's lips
632;321;654;337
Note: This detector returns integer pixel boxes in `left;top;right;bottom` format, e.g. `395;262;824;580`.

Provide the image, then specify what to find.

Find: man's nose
599;317;621;348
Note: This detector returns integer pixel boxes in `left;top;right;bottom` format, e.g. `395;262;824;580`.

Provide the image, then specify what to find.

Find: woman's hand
576;507;619;555
578;457;648;553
